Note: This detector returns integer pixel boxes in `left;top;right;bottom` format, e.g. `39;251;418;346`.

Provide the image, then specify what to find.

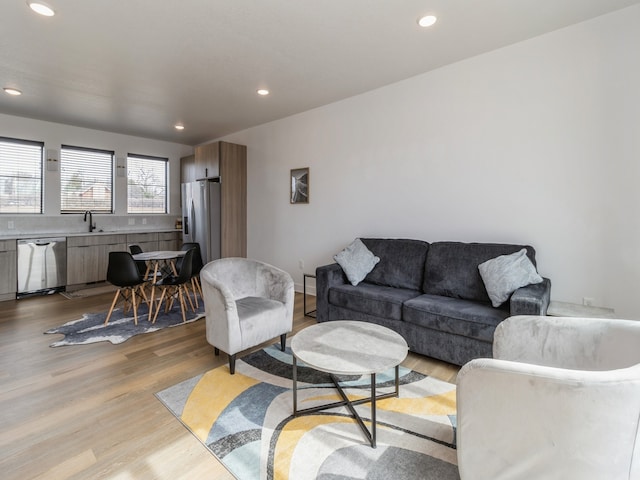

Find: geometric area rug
44;301;205;347
156;342;459;480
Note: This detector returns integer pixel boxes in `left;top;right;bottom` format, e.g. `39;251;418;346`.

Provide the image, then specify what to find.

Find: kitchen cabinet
126;233;159;253
158;231;181;251
66;234;127;286
180;154;196;184
194;142;220;180
0;240;17;301
126;231;180;253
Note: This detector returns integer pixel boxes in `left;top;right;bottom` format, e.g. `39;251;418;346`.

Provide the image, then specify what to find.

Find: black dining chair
128;244;148;278
105;251;149;326
177;242;204;306
151;248;196;324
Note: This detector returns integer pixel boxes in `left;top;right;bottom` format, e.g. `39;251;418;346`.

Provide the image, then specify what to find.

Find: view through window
127;154;167;214
0;136;43;214
60;145;114;213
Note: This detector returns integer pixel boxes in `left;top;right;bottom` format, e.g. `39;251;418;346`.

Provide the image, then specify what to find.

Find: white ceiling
1;0;639;146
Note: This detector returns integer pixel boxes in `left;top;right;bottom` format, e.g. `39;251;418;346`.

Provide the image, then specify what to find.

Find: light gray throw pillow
334;238;380;286
478;248;543;307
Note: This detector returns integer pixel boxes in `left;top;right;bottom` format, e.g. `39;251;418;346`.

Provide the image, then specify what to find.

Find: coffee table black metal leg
371;373;377;448
395;364;400;396
293;356;298;414
292;365;401;448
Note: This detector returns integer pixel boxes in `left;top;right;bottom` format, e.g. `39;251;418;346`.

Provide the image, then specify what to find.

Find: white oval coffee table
290;320;408;448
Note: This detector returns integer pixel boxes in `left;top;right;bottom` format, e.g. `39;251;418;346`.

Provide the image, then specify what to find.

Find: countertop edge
0;229;182;241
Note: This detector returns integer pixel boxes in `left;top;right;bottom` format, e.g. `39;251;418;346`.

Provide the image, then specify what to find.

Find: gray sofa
315;238;551;366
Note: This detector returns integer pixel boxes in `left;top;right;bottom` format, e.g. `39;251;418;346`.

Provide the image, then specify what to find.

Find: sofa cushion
333;238;380;286
361;238;430;291
403;294;510;342
478;248;543;307
328;282;421;321
422;242;536;303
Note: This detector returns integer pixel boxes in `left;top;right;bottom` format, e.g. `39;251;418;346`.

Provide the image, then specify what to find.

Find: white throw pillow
478;248;543;307
334;238;380;286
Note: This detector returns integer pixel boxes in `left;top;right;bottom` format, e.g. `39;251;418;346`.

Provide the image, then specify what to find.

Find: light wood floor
0;290;459;480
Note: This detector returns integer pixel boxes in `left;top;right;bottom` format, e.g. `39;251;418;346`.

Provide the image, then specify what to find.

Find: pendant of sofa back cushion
478;248;543;307
333;238;380;286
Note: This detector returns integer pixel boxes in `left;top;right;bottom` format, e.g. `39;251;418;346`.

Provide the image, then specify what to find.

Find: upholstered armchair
200;257;295;374
456;315;640;480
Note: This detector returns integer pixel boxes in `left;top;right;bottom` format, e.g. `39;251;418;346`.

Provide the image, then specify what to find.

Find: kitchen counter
1;229;183;300
0;229;182;241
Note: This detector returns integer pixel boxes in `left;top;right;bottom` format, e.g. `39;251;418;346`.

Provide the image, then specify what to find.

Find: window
127;154;167;214
0;136;43;214
60;145;114;213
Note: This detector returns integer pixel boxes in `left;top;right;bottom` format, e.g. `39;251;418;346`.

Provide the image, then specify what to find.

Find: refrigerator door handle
189;199;196;240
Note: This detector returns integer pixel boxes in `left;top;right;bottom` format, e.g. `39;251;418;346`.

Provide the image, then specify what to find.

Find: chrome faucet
83;210;95;232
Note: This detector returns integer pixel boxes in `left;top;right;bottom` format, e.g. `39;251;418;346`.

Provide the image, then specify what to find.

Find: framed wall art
290;167;309;204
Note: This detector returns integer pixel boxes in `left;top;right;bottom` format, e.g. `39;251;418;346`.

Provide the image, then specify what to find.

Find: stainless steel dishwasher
17;237;67;298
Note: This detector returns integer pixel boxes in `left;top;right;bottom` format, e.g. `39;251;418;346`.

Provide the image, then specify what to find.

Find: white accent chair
456;315;640;480
200;257;295;374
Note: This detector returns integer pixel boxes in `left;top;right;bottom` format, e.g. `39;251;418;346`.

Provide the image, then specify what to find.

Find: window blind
0;136;43;214
61;145;114;213
127;154;167;214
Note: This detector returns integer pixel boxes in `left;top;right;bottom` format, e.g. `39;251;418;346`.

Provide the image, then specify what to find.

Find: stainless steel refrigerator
181;179;221;264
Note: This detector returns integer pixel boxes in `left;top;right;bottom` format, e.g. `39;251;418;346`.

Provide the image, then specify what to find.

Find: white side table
303;273;316;318
547;301;616;318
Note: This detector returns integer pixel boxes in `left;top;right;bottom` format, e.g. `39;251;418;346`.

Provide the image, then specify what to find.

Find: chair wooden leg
164;288;173;313
177;287;187;323
184;285;196;313
131;287;138;325
148;285;156;321
280;333;287;352
104;289;121;325
122;291;131;315
137;284;149;306
194;276;203;298
152;288;167;323
214;347;220;356
187;278;198;308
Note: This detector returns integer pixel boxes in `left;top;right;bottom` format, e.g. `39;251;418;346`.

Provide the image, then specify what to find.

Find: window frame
0;136;44;215
126;153;168;215
60;144;115;214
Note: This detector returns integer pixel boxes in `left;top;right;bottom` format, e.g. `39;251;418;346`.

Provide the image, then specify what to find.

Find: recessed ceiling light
3;87;22;96
27;1;56;16
174;124;185;131
257;89;270;96
417;15;437;28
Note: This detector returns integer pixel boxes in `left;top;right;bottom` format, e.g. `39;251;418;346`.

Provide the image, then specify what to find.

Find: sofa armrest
509;277;551;315
315;263;347;322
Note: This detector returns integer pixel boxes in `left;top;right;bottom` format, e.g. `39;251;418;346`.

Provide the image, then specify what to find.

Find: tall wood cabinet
184;141;247;258
220;142;247;258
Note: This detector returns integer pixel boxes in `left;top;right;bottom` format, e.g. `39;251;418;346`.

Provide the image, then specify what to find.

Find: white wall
222;5;640;319
0;114;193;234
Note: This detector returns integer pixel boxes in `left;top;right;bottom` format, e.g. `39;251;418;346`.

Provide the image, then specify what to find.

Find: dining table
132;250;187;320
